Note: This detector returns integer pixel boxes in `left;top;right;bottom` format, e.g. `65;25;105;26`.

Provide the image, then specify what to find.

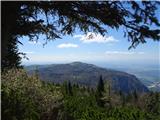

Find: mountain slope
26;62;149;94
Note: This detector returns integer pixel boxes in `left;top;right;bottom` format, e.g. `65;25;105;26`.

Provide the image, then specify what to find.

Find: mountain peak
26;62;149;94
69;61;84;65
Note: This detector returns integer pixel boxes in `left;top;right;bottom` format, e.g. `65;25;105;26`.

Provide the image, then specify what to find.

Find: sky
18;26;160;67
18;3;160;67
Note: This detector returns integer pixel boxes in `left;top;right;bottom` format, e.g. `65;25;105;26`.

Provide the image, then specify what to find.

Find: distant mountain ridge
25;62;149;94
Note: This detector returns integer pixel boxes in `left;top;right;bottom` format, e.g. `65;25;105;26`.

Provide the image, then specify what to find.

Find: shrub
1;69;63;120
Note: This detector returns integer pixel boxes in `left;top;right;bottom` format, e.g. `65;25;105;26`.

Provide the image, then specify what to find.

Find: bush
2;69;63;120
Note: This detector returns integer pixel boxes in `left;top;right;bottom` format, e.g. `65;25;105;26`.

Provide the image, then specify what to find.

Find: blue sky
18;2;160;67
18;26;160;66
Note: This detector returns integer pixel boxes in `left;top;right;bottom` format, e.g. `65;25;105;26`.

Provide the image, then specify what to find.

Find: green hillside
2;69;160;120
26;62;149;94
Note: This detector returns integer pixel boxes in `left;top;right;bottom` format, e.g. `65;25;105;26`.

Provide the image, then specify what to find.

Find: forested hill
25;62;149;94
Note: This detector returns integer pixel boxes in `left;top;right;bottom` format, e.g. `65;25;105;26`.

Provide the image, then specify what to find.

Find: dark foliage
2;69;160;120
1;37;22;70
1;1;160;69
96;75;105;107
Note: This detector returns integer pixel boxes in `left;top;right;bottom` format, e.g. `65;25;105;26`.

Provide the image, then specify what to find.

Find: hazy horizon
19;28;159;68
23;60;159;71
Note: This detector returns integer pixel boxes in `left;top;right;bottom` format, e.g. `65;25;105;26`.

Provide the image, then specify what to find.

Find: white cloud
105;51;144;55
23;51;35;54
28;41;42;45
74;32;118;43
57;43;79;48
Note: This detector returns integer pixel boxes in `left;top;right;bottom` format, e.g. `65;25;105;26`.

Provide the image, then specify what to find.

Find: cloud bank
57;43;79;48
74;32;118;43
105;51;144;55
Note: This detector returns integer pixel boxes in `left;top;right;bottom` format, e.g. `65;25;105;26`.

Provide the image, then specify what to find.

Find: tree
96;75;105;107
103;80;113;108
119;90;126;106
62;81;68;96
1;37;22;70
146;92;160;116
2;1;160;69
34;66;39;79
97;75;105;94
133;90;138;104
68;81;73;96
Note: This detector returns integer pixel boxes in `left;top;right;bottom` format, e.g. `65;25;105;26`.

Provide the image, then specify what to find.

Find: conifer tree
34;66;39;79
97;75;105;93
68;81;73;96
133;90;138;104
104;80;112;108
96;75;105;107
2;37;22;70
62;81;68;95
